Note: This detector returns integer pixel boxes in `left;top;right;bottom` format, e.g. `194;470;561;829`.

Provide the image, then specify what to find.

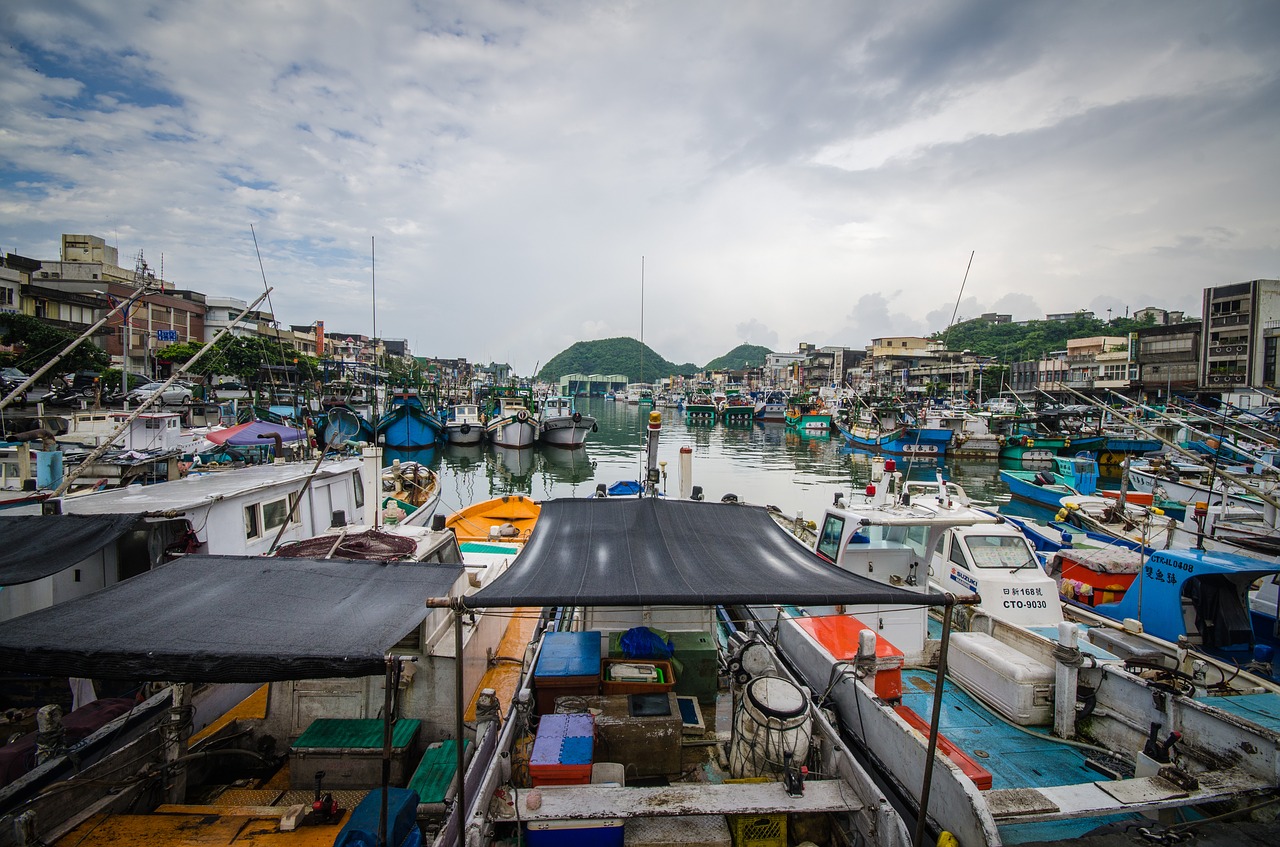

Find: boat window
948;540;969;570
244;504;261;539
963;535;1038;569
263;497;291;531
817;516;844;561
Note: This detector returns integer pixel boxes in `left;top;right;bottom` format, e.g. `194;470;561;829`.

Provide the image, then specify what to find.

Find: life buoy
460;423;471;434
572;412;582;423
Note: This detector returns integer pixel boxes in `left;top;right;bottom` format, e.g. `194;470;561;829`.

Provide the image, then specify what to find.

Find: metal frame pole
914;595;956;847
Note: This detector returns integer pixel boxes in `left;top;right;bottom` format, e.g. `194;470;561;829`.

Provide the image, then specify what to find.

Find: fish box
535;631;602;714
601;659;676;695
525;818;624;847
609;629;720;704
289;718;420;789
529;713;595;786
947;632;1054;726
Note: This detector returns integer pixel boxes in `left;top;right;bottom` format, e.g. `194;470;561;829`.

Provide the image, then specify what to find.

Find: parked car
127;382;193;405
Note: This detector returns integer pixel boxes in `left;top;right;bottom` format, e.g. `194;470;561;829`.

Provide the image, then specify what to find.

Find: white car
128;382;193;405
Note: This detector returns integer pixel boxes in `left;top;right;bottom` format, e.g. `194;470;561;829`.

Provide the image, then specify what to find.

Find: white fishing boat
536;395;596;449
484;391;538;448
756;459;1280;845
443;402;483;446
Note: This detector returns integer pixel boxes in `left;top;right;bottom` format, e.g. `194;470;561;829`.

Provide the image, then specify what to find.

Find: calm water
397;399;1038;523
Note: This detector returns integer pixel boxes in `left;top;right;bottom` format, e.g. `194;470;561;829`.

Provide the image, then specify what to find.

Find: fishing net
274;529;419;560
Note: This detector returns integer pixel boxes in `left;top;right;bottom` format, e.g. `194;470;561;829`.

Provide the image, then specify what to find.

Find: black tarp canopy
0;514;140;586
462;498;948;609
0;554;463;681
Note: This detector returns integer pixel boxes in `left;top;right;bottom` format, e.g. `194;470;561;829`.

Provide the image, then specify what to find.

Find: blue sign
156;329;178;342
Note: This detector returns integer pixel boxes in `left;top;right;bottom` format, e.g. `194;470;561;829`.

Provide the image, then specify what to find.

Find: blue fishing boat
377;392;445;450
999;453;1098;511
837;404;949;456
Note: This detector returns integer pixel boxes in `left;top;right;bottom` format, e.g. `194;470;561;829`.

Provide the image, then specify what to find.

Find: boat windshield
962;534;1038;569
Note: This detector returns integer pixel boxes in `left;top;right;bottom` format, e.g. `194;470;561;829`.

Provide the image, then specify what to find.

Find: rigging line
248;225;285;394
945;251;975;341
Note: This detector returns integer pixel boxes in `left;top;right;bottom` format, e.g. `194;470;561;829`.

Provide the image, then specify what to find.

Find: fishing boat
442;402;483;446
483;388;538;449
784;396;832;434
536;395;597;449
623;382;654;405
378;391;445;450
683;391;718;424
1126;455;1268;515
720;392;755;426
753;389;788;422
837;403;950;456
312;402;375;447
380;459;441;526
449;493;921;847
757;462;1280;845
998;453;1099;511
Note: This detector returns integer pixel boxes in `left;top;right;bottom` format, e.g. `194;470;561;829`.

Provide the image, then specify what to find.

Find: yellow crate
729;813;786;847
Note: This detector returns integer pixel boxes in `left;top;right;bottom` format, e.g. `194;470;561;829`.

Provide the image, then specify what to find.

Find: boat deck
900;669;1104;792
464;607;540;722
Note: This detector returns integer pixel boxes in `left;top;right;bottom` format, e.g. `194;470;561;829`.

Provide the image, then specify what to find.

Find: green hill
704;343;772;371
935;313;1159;361
538;337;695;383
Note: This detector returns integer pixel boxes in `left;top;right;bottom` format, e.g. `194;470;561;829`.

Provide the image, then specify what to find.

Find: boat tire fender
517;409;529;422
460;423;471;434
592;423;599;432
572;412;581;423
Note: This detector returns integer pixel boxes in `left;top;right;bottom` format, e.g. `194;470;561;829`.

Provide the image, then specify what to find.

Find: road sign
156;329;178;342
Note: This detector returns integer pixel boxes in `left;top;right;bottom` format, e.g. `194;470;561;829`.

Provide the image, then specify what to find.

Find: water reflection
379;397;1039;524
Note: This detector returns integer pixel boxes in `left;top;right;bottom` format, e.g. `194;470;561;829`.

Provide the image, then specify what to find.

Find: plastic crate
601;658;675;695
728;814;786;847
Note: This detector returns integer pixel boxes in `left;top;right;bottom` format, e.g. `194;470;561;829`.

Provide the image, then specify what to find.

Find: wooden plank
987;769;1272;822
514;780;862;821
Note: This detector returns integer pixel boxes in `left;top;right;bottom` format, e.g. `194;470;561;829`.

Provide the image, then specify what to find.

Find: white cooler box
947;632;1054;726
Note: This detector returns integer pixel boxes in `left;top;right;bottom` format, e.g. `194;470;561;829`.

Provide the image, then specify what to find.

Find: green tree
0;313;110;378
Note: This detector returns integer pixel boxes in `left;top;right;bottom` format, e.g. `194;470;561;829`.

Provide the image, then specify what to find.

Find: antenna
372;235;380;530
640;256;645;387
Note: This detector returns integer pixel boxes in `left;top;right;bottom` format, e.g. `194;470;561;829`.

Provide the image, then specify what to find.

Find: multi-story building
1199;279;1280;400
1134;322;1201;403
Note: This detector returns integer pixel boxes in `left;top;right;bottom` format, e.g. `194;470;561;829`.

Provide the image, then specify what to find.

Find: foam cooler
948;631;1054;726
529;713;595;785
534;631;602;713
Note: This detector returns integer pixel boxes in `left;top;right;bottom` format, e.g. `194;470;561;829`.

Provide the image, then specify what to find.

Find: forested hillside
538;337;697;382
704;343;772;371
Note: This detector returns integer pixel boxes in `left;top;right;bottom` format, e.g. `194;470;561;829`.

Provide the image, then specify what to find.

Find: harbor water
413;398;1019;521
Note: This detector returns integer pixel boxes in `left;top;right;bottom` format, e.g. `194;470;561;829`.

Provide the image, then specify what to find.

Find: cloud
735;319;779;350
1;2;1278;374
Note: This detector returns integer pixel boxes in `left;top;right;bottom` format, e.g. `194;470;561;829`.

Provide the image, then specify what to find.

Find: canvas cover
463;498;947;608
0;514;140;586
0;554;463;681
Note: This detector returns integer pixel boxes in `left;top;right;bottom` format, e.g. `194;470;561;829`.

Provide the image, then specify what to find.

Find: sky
2;1;1278;375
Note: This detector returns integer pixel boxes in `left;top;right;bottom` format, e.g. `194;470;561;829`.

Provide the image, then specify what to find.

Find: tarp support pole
455;605;466;847
381;657;394;847
913;593;956;847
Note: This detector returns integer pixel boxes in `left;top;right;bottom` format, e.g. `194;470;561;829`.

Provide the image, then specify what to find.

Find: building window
0;288;12;306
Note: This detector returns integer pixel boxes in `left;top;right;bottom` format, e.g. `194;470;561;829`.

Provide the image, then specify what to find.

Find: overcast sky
3;2;1278;375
